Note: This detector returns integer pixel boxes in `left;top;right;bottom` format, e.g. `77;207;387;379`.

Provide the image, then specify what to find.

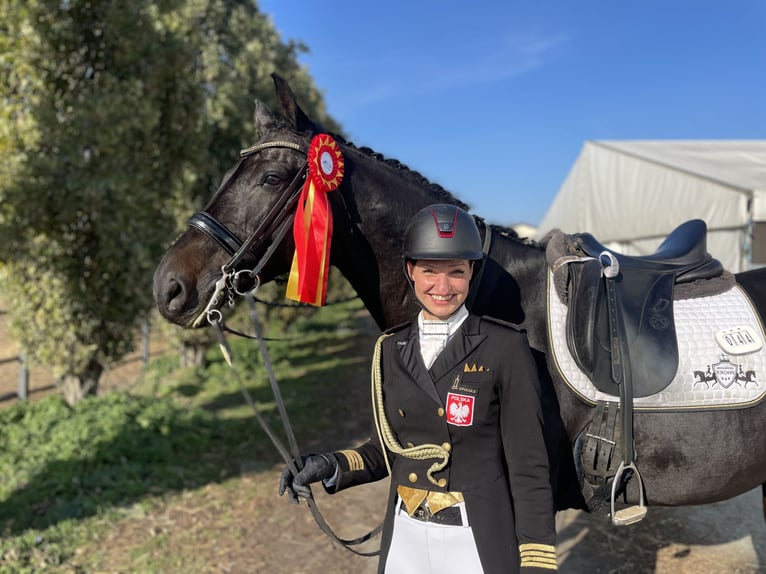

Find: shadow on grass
0;310;377;538
0;395;276;535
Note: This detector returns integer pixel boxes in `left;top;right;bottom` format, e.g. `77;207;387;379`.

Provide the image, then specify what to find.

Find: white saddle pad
547;271;766;411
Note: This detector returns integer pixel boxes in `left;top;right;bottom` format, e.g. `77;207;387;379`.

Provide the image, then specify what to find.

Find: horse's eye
264;174;282;187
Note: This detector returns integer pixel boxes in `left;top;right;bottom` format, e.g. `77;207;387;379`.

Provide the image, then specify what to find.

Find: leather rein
185;140;382;556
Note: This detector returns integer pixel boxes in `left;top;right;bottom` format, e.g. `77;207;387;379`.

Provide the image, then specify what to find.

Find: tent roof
536;140;766;272
593;140;766;194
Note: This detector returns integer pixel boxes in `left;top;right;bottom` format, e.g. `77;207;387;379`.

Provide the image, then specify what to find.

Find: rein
187;140;382;555
210;294;382;556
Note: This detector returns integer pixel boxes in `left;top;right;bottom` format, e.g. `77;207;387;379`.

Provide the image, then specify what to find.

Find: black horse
153;74;766;518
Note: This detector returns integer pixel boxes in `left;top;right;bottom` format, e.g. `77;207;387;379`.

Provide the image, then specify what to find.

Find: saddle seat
573;219;723;283
565;219;724;398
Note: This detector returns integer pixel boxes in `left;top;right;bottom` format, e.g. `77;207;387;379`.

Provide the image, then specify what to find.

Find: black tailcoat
329;314;557;573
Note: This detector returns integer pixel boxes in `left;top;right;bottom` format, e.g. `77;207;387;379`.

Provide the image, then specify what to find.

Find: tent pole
744;191;754;272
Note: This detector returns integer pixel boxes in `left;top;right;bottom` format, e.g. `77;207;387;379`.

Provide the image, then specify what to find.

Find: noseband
187;140;308;325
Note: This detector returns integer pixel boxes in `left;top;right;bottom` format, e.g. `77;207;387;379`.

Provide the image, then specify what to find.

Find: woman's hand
278;453;338;503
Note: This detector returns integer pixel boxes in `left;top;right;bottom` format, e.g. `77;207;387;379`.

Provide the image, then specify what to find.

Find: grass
0;296;375;573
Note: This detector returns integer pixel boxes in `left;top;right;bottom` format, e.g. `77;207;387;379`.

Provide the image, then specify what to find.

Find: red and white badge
446;393;475;426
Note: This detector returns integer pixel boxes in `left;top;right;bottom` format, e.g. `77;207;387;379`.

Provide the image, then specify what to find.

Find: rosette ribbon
286;134;344;306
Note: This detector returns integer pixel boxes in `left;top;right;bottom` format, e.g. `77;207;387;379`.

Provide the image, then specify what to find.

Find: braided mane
263;117;523;242
330;133;522;241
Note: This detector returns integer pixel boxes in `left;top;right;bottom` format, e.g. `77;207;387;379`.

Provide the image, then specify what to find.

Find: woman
279;204;557;573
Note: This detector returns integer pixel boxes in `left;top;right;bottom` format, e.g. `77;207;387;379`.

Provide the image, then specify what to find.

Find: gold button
437;407;445;417
406;442;414;448
437;478;447;488
408;473;418;483
442;442;451;452
398;409;405;417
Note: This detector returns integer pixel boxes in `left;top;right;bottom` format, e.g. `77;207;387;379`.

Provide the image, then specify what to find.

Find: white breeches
384;501;484;574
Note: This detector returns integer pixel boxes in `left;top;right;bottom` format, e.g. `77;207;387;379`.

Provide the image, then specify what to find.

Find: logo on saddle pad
693;355;758;389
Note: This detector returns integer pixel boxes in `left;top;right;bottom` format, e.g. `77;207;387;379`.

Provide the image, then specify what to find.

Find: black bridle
187;140;308;326
184;138;382;555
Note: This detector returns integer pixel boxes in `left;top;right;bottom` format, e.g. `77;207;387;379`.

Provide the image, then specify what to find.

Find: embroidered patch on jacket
451;373;478;394
446;393;474;426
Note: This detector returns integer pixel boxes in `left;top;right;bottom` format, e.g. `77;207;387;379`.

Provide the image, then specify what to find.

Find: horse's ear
271;73;316;133
254;100;277;137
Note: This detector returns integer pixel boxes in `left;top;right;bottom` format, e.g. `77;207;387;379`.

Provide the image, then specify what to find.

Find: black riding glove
278;453;339;503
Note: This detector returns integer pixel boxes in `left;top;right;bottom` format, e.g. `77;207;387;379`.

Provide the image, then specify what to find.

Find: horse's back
736;267;766;318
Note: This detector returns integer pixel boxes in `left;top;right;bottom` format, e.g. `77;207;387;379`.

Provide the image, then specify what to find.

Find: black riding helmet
402;204;484;308
403;204;483;262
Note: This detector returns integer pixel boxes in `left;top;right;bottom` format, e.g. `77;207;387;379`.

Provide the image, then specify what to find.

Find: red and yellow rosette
286;134;344;306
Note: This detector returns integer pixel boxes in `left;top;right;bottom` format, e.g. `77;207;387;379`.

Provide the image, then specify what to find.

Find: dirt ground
2;311;765;573
88;467;766;573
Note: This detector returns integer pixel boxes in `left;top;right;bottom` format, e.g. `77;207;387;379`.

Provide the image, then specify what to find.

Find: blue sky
258;1;765;227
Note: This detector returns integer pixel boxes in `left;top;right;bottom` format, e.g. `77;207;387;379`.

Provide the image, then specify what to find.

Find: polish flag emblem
446;393;474;426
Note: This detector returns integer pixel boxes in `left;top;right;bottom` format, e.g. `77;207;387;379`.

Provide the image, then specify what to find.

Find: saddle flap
565;262;680;398
618;272;680;397
566;259;605;380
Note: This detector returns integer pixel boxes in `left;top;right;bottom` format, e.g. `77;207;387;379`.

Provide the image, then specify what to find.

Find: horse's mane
263;122;525;243
331;133;526;242
330;133;465;206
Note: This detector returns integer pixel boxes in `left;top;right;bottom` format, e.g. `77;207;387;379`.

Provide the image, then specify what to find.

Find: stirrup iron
610;461;647;525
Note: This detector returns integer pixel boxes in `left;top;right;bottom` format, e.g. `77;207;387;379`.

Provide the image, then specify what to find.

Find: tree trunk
180;341;207;368
57;359;103;407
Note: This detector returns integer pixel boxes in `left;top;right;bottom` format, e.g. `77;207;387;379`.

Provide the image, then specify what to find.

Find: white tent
535;140;766;272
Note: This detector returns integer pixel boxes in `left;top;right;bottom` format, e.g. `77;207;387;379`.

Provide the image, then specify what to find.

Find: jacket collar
395;314;487;404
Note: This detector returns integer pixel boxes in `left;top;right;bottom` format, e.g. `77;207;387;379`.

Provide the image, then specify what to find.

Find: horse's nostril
164;277;186;313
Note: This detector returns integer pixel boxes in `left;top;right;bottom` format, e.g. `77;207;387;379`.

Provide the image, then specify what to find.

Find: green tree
0;0;340;404
179;0;341;206
0;0;203;404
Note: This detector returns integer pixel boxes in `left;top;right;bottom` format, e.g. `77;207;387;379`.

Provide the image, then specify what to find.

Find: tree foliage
0;0;338;404
154;0;341;367
180;0;341;208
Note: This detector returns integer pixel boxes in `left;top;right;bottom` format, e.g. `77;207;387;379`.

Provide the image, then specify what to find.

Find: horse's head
153;75;319;327
155;73;484;330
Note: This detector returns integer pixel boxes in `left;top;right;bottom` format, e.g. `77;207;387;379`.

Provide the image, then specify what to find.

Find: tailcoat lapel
395;315;488;403
429;315;487;383
396;327;443;405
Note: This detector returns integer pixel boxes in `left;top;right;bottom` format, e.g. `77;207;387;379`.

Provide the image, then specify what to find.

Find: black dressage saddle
566;219;723;397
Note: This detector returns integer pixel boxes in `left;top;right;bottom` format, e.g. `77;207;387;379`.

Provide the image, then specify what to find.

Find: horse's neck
330;206;414;330
328;147;550;341
470;230;549;352
330;148;444;329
